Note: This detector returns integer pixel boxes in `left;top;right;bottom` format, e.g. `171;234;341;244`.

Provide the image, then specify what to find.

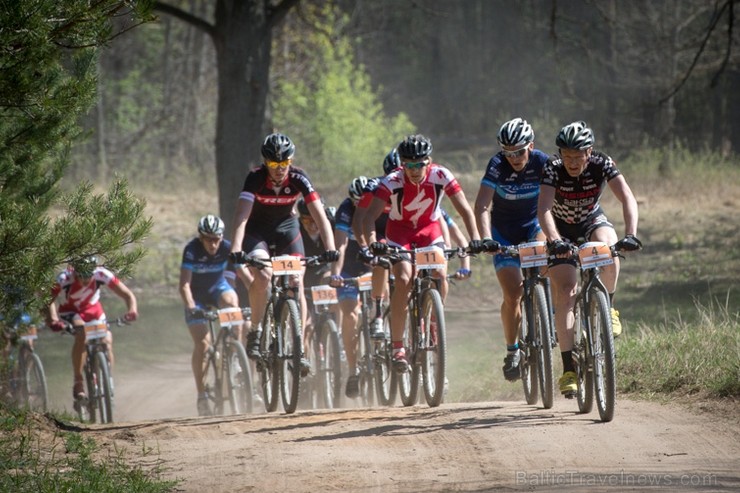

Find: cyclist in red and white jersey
229;133;338;373
46;256;138;406
360;134;480;372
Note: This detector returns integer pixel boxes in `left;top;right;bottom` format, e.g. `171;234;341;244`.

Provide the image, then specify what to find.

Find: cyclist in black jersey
537;121;641;396
230;133;339;369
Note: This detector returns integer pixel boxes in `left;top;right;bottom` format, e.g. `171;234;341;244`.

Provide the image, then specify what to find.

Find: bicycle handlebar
233;253;329;270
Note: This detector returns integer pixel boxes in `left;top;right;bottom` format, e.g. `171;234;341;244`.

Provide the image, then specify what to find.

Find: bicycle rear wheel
93;352;113;423
279;299;302;414
519;295;538;405
374;308;396;406
533;283;554;409
227;341;253;414
201;348;221;416
318;317;341;409
421;288;446;407
591;289;616;422
398;306;420;407
20;350;48;412
575;306;594;414
357;320;376;408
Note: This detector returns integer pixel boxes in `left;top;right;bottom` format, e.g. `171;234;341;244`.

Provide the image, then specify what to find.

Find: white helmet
198;214;224;236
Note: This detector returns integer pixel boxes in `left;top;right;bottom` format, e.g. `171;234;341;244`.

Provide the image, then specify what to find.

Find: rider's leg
550;264;578;354
218;289;242;342
590;226;620;297
339;298;359;372
247;263;271;330
390;261;412;344
188;323;210;394
71;326;86;396
496;266;525;347
105;330;114;369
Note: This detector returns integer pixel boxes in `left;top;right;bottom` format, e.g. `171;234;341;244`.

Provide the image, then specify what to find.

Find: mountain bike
199;306;253;415
1;317;48;412
343;271;396;407
569;241;630;422
499;241;556;409
376;245;464;408
242;254;327;414
65;316;128;423
303;284;342;409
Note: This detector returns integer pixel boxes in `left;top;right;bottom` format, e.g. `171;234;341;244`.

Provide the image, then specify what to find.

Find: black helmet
497;118;534;147
261;133;296;161
555;121;594;150
296;198;310;217
382;148;401;175
348;176;369;201
198;214;224;236
72;256;98;278
397;134;433;161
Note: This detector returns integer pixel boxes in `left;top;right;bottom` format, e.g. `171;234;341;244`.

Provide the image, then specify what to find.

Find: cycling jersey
376;163;462;248
181;237;236;305
480;149;548;240
356;176;389;238
335;198;367;278
541;151;621;225
51;267;119;322
300;221;330;288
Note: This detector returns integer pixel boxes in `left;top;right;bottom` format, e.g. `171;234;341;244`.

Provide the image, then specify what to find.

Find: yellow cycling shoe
611;308;622;337
558;371;577;395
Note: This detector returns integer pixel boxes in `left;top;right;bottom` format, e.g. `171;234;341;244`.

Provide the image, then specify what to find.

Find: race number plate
415;246;446;270
518;241;548;268
83;319;108;341
578;242;614;270
311;285;338;306
357;272;373;292
271;255;303;276
217;307;244;327
20;325;38;342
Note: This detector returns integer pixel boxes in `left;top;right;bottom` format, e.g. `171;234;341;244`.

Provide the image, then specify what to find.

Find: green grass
0;404;178;492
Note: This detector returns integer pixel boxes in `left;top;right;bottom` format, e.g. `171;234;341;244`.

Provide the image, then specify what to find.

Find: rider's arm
537;185;561;242
178;267;197;311
307;198;336;251
109;280;138;315
473;184;494;239
332;228;349;277
447;218;471;271
230;197;254;253
608;175;639;237
448;190;480;242
360;197;387;247
351;203;368;246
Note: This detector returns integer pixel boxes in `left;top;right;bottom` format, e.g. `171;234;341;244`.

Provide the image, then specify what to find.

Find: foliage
271;3;415;185
0;1;154;319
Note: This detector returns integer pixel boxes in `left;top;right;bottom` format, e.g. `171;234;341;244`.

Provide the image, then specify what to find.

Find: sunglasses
403;160;428;169
265;159;291;169
501;146;529;158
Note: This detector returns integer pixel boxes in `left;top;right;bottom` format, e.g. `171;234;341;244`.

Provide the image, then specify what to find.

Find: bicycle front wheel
93;351;113;423
533;283;554;409
318;317;341;409
519;295;538;405
591;289;616;422
227;341;253;414
575;306;594;414
20;350;48;412
260;305;279;412
279;299;302;414
421;288;446;407
201;348;221;416
374;309;396;406
398;305;420;407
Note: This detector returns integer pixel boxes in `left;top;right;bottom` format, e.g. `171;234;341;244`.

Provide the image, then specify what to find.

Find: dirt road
83;355;740;493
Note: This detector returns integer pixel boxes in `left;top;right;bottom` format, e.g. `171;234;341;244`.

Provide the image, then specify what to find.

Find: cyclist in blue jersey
329;176;373;399
538;121;641;395
179;215;241;416
474;118;549;382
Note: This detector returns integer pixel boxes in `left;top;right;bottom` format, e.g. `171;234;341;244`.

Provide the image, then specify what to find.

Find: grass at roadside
0;404;177;492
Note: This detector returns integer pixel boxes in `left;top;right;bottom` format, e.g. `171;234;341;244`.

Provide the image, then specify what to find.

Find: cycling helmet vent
261;133;296;161
296;198;310;217
497;118;534;147
348;176;369;201
397;134;433;161
198;214;225;236
382;148;401;175
72;256;98;277
555;121;594;150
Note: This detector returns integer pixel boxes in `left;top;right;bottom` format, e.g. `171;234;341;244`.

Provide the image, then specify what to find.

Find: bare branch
153;1;215;39
711;0;734;88
268;0;301;30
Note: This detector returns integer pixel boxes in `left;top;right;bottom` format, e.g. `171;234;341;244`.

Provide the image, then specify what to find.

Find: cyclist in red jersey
359;134;481;372
229;133;338;373
46;256;138;406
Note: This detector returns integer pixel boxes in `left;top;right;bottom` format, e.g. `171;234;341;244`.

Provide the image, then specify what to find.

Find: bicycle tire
318;317;341;409
575;306;594;414
260;304;280;412
421;288;446;407
227;340;253;414
519;293;538;405
94;351;113;423
398;303;420;407
20;350;48;412
201;348;221;416
374;307;396;406
279;298;302;414
533;283;554;409
80;363;94;422
358;315;376;407
591;289;616;422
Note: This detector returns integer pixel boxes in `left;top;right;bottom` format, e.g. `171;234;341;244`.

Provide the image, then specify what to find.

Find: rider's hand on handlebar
321;250;340;263
187;308;205;319
358;246;374;263
123;311;138;323
455;268;472;280
229;251;249;265
547;239;572;256
370;241;388;256
50;320;66;333
615;234;642;252
482;238;500;253
329;275;343;287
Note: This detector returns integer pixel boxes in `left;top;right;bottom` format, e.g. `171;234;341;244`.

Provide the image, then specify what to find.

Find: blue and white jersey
480;149;548;237
181;237;235;291
335;197;356;241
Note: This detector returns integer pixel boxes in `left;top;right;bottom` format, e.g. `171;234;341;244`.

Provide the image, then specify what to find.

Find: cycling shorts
242;218;304;257
491;223;542;272
186;279;236;326
548;210;614;267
